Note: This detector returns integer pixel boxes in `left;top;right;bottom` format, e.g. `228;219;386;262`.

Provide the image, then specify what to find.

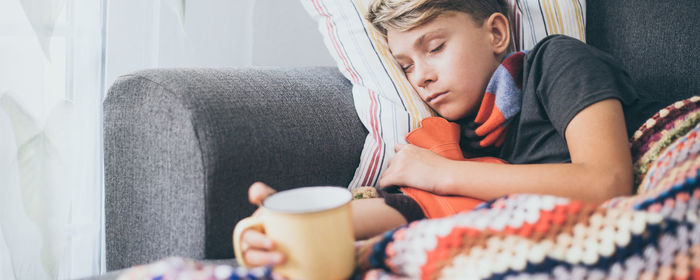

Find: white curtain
104;0;256;89
0;0;105;279
0;0;259;279
0;0;330;279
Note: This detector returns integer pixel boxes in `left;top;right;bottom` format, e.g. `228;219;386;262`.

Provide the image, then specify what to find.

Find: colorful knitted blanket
117;96;700;280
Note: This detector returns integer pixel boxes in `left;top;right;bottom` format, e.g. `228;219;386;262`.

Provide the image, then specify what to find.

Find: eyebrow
414;28;447;49
392;28;448;61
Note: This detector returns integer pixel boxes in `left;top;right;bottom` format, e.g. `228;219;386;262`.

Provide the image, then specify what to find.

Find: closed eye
401;64;413;72
430;43;445;53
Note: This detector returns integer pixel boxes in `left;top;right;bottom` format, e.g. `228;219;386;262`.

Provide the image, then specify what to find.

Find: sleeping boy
235;0;661;267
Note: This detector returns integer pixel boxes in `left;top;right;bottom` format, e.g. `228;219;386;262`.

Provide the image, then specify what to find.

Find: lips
426;91;448;105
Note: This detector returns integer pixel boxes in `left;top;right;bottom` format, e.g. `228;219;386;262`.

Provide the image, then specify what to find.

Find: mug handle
233;216;265;268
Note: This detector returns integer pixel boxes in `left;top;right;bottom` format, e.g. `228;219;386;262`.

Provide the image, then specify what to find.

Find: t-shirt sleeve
524;35;639;136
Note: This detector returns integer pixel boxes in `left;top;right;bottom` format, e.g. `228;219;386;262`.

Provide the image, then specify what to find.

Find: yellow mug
233;186;355;280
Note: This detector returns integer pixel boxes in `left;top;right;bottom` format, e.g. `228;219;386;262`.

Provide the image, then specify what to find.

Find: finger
378;172;398;189
244;249;285;267
242;229;275;250
249;182;277;205
378;177;390;189
378;172;389;189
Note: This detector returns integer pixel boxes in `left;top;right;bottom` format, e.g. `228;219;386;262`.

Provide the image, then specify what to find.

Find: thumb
248;182;277;205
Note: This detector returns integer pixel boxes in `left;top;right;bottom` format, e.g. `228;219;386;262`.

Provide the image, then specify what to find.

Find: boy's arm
379;98;633;204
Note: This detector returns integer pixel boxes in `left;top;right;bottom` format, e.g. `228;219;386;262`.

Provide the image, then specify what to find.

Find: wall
252;0;334;67
105;0;335;90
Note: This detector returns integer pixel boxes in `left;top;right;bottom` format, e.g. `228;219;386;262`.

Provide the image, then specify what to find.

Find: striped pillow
509;0;587;51
300;0;586;189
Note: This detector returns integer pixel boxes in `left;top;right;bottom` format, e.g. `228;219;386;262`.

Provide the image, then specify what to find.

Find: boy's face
387;11;503;121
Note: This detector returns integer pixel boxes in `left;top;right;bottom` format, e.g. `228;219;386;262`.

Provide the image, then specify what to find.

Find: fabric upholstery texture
300;0;586;189
586;0;700;106
105;75;207;270
104;67;365;269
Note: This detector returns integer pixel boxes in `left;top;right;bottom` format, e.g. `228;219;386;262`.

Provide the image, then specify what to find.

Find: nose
413;62;437;89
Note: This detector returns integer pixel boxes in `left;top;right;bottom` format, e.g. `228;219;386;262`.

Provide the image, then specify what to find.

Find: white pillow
300;0;586;189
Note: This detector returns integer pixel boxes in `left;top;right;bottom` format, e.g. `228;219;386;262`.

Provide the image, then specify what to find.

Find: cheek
406;75;426;99
440;49;478;81
442;58;480;90
452;55;495;92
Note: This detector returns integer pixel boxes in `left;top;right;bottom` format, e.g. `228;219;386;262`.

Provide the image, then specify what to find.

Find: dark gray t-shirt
498;35;662;164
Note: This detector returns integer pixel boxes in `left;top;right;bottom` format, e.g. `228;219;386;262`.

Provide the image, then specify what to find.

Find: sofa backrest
586;0;700;105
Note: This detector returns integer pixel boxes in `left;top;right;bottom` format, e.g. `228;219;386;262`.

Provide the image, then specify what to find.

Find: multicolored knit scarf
471;51;528;147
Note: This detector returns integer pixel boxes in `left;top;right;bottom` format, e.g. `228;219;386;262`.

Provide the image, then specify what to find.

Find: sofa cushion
105;67;366;268
586;0;700;105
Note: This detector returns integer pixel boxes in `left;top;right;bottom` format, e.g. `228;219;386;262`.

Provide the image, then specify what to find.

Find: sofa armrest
104;67;366;270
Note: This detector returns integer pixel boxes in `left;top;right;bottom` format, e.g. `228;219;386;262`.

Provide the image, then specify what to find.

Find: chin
436;110;464;121
433;104;474;121
441;115;460;121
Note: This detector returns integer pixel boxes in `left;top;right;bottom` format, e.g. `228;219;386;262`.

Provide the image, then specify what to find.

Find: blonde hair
366;0;508;36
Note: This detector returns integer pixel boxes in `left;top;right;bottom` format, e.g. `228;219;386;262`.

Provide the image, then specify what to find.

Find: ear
486;13;511;57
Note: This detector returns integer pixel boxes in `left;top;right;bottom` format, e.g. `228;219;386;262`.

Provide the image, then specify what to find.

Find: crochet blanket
117;96;700;280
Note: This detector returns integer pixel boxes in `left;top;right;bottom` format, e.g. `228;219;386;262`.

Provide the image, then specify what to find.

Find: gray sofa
104;0;700;274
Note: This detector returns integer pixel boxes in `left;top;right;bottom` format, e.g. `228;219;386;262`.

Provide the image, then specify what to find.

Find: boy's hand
235;182;286;267
378;144;451;194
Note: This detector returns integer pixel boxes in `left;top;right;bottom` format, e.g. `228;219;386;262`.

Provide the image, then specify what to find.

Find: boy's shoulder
527;34;614;63
534;34;583;44
529;34;588;53
525;34;621;75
